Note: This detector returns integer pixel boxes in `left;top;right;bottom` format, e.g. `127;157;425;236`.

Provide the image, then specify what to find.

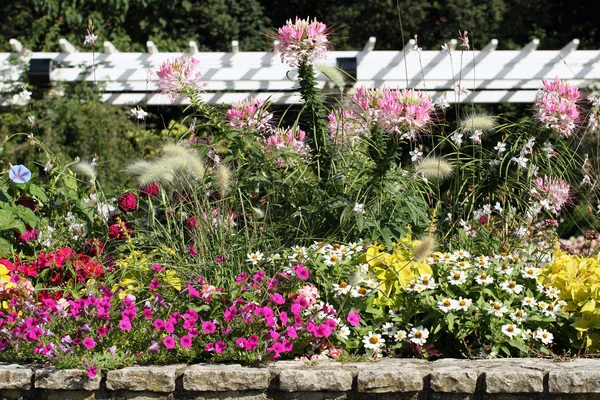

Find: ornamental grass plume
413;236;436;262
276;17;330;67
127;143;204;188
315;64;346;91
155;54;206;101
416;157;453;181
459;112;497;133
72;161;97;183
215;164;232;198
534;77;580;138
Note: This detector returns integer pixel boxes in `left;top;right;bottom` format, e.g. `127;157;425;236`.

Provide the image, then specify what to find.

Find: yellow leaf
582;299;596;313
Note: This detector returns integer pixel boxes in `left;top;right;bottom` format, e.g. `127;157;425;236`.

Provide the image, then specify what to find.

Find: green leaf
0;209;25;233
28;184;48;203
0;237;12;256
14;205;39;228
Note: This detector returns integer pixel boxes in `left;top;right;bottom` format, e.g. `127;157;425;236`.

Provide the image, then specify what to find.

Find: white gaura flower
451;131;464;147
246;251;264;265
501;324;522;338
494;141;507;153
409;149;423;162
501;280;524;294
408;326;429;345
353;203;365;214
19;88;32;102
511;156;528;168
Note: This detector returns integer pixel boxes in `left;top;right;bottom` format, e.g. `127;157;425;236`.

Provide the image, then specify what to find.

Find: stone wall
1;358;600;400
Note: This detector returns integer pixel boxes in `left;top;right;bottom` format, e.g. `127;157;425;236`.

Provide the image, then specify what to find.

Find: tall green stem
298;60;330;180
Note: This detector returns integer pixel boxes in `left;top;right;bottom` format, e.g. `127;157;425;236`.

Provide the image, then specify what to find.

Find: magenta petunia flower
86;365;98;378
119;319;132;331
163;336;175;349
180;335;193;349
82;337;96;349
215;341;227;354
347;311;361;327
153;319;166;330
202;320;216;334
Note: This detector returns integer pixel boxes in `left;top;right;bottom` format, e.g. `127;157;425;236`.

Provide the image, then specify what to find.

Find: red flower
84;238;104;256
140;183;159;198
118;193;138;212
108;222;132;240
185;216;198;231
17;197;37;211
15;227;38;243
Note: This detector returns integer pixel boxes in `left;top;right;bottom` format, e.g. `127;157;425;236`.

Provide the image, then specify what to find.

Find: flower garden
1;16;600;382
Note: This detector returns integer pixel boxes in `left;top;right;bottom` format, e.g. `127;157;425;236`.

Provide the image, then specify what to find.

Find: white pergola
1;37;599;105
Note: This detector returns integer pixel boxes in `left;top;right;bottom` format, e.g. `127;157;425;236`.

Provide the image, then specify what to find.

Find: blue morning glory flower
9;164;32;184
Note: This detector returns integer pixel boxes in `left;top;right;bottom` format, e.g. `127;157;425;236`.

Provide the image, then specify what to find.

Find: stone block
485;369;543;393
548;369;600;393
430;366;479;393
357;368;423;393
34;369;101;391
183;365;270;392
0;365;33;390
106;365;186;392
278;369;353;392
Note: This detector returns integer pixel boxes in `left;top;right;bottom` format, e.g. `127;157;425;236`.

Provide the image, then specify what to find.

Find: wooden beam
59;38;77;54
402;39;417;55
231;40;239;54
522;39;540;52
104;41;118;54
189;41;199;54
146;41;159;54
482;39;498;52
9;39;23;53
561;39;579;55
362;37;376;52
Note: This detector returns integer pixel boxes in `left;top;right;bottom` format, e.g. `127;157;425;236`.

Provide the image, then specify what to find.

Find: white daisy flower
522;297;538;307
381;322;398;337
501;280;524;295
535;329;554;344
332;282;352;295
438;298;458;313
475;272;494;285
488;301;508;317
448;270;467;285
246;251;264;265
408;326;429;345
510;308;528;323
455;297;472;311
337;325;351;340
363;332;385;350
501;324;522;338
394;330;408;342
521;266;541;279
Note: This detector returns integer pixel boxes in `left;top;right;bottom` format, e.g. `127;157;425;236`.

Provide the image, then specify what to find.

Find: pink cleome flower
328;86;434;143
263;126;310;167
226;97;274;133
531;175;572;215
534;77;580;138
276;17;329;67
155;54;207;101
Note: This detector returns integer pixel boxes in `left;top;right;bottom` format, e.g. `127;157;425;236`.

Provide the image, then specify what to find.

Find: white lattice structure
2;37;599;105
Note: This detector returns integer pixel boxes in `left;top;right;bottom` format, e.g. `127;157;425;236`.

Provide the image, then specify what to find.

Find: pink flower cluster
0;265;347;367
328;87;434;143
226;97;274;133
534;77;580;138
155;54;207;101
263;126;310;167
276;17;329;67
531;175;571;215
